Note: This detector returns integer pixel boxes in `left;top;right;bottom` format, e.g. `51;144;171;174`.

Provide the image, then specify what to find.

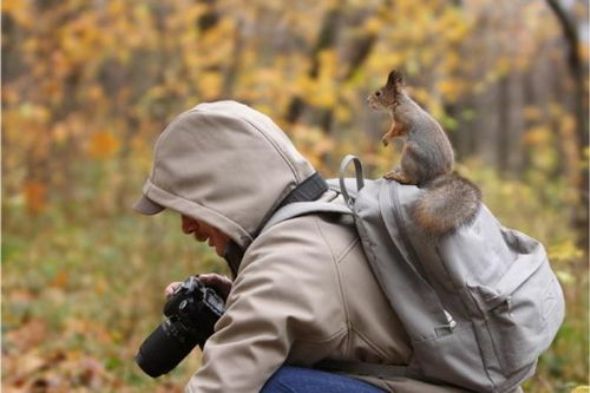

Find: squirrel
367;69;481;236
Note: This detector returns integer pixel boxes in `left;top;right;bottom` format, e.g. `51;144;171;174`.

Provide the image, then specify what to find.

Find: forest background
2;0;589;392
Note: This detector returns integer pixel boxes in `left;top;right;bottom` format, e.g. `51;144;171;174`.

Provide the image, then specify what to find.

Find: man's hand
199;273;233;301
165;273;232;301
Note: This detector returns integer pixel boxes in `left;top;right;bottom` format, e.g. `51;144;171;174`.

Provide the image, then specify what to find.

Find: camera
135;276;225;378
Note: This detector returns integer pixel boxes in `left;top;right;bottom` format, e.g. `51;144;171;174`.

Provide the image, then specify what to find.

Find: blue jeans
260;366;385;393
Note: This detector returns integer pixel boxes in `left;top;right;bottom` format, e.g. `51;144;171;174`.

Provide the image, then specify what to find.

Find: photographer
133;101;467;393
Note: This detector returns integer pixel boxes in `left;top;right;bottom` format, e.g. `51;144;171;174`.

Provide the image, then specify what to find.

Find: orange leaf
88;132;120;160
23;181;47;215
51;271;69;289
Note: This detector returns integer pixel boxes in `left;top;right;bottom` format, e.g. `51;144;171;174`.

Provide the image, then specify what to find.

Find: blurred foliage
2;0;589;392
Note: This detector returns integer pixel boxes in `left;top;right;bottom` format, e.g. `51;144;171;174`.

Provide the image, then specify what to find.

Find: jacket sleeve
184;218;347;393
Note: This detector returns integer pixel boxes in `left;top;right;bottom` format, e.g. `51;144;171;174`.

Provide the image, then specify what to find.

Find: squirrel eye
375;91;381;97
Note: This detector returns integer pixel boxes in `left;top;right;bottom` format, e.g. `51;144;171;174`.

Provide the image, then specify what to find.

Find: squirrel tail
411;173;482;236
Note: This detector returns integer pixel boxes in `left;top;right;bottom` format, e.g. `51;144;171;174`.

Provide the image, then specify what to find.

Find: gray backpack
264;155;565;393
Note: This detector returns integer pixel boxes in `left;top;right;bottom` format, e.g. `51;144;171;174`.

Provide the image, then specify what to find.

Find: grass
2;197;223;392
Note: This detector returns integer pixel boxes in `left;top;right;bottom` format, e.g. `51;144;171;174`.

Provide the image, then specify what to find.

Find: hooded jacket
135;101;494;393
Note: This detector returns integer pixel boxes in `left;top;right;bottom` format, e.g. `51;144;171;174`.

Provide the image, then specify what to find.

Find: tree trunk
285;5;342;125
546;0;589;251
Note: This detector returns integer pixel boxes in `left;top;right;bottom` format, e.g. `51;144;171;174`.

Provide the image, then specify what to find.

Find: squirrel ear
386;70;403;88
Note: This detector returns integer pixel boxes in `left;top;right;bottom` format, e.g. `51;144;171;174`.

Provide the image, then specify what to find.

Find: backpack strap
262;155;364;232
276;172;329;210
339;154;365;207
261;201;353;233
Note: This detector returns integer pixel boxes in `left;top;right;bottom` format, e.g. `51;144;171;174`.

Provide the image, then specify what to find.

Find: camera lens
135;319;199;378
136;276;225;378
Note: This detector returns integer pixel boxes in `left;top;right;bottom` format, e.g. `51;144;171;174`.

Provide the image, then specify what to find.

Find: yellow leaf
199;72;223;100
2;0;33;28
549;239;583;262
437;79;464;102
364;17;383;34
523;126;551;146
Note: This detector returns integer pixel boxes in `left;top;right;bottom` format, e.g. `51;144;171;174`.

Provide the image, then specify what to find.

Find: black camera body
136;276;225;378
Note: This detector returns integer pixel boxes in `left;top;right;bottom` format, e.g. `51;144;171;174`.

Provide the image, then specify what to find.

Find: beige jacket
134;101;492;393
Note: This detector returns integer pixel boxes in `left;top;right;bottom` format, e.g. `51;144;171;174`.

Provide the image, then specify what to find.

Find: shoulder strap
261;201;353;233
276;172;328;209
263;154;365;233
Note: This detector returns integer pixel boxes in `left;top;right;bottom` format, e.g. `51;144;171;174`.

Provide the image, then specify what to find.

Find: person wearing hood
133;101;467;393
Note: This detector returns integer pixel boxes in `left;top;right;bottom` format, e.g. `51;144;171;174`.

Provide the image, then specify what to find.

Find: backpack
262;155;565;393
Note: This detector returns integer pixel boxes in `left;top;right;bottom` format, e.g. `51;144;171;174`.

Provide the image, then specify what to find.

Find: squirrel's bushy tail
412;173;482;236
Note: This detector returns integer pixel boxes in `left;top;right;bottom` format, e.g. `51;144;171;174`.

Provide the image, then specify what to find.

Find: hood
133;101;317;249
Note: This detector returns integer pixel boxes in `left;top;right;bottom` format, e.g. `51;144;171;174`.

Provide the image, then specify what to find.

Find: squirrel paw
381;135;390;147
384;170;414;185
